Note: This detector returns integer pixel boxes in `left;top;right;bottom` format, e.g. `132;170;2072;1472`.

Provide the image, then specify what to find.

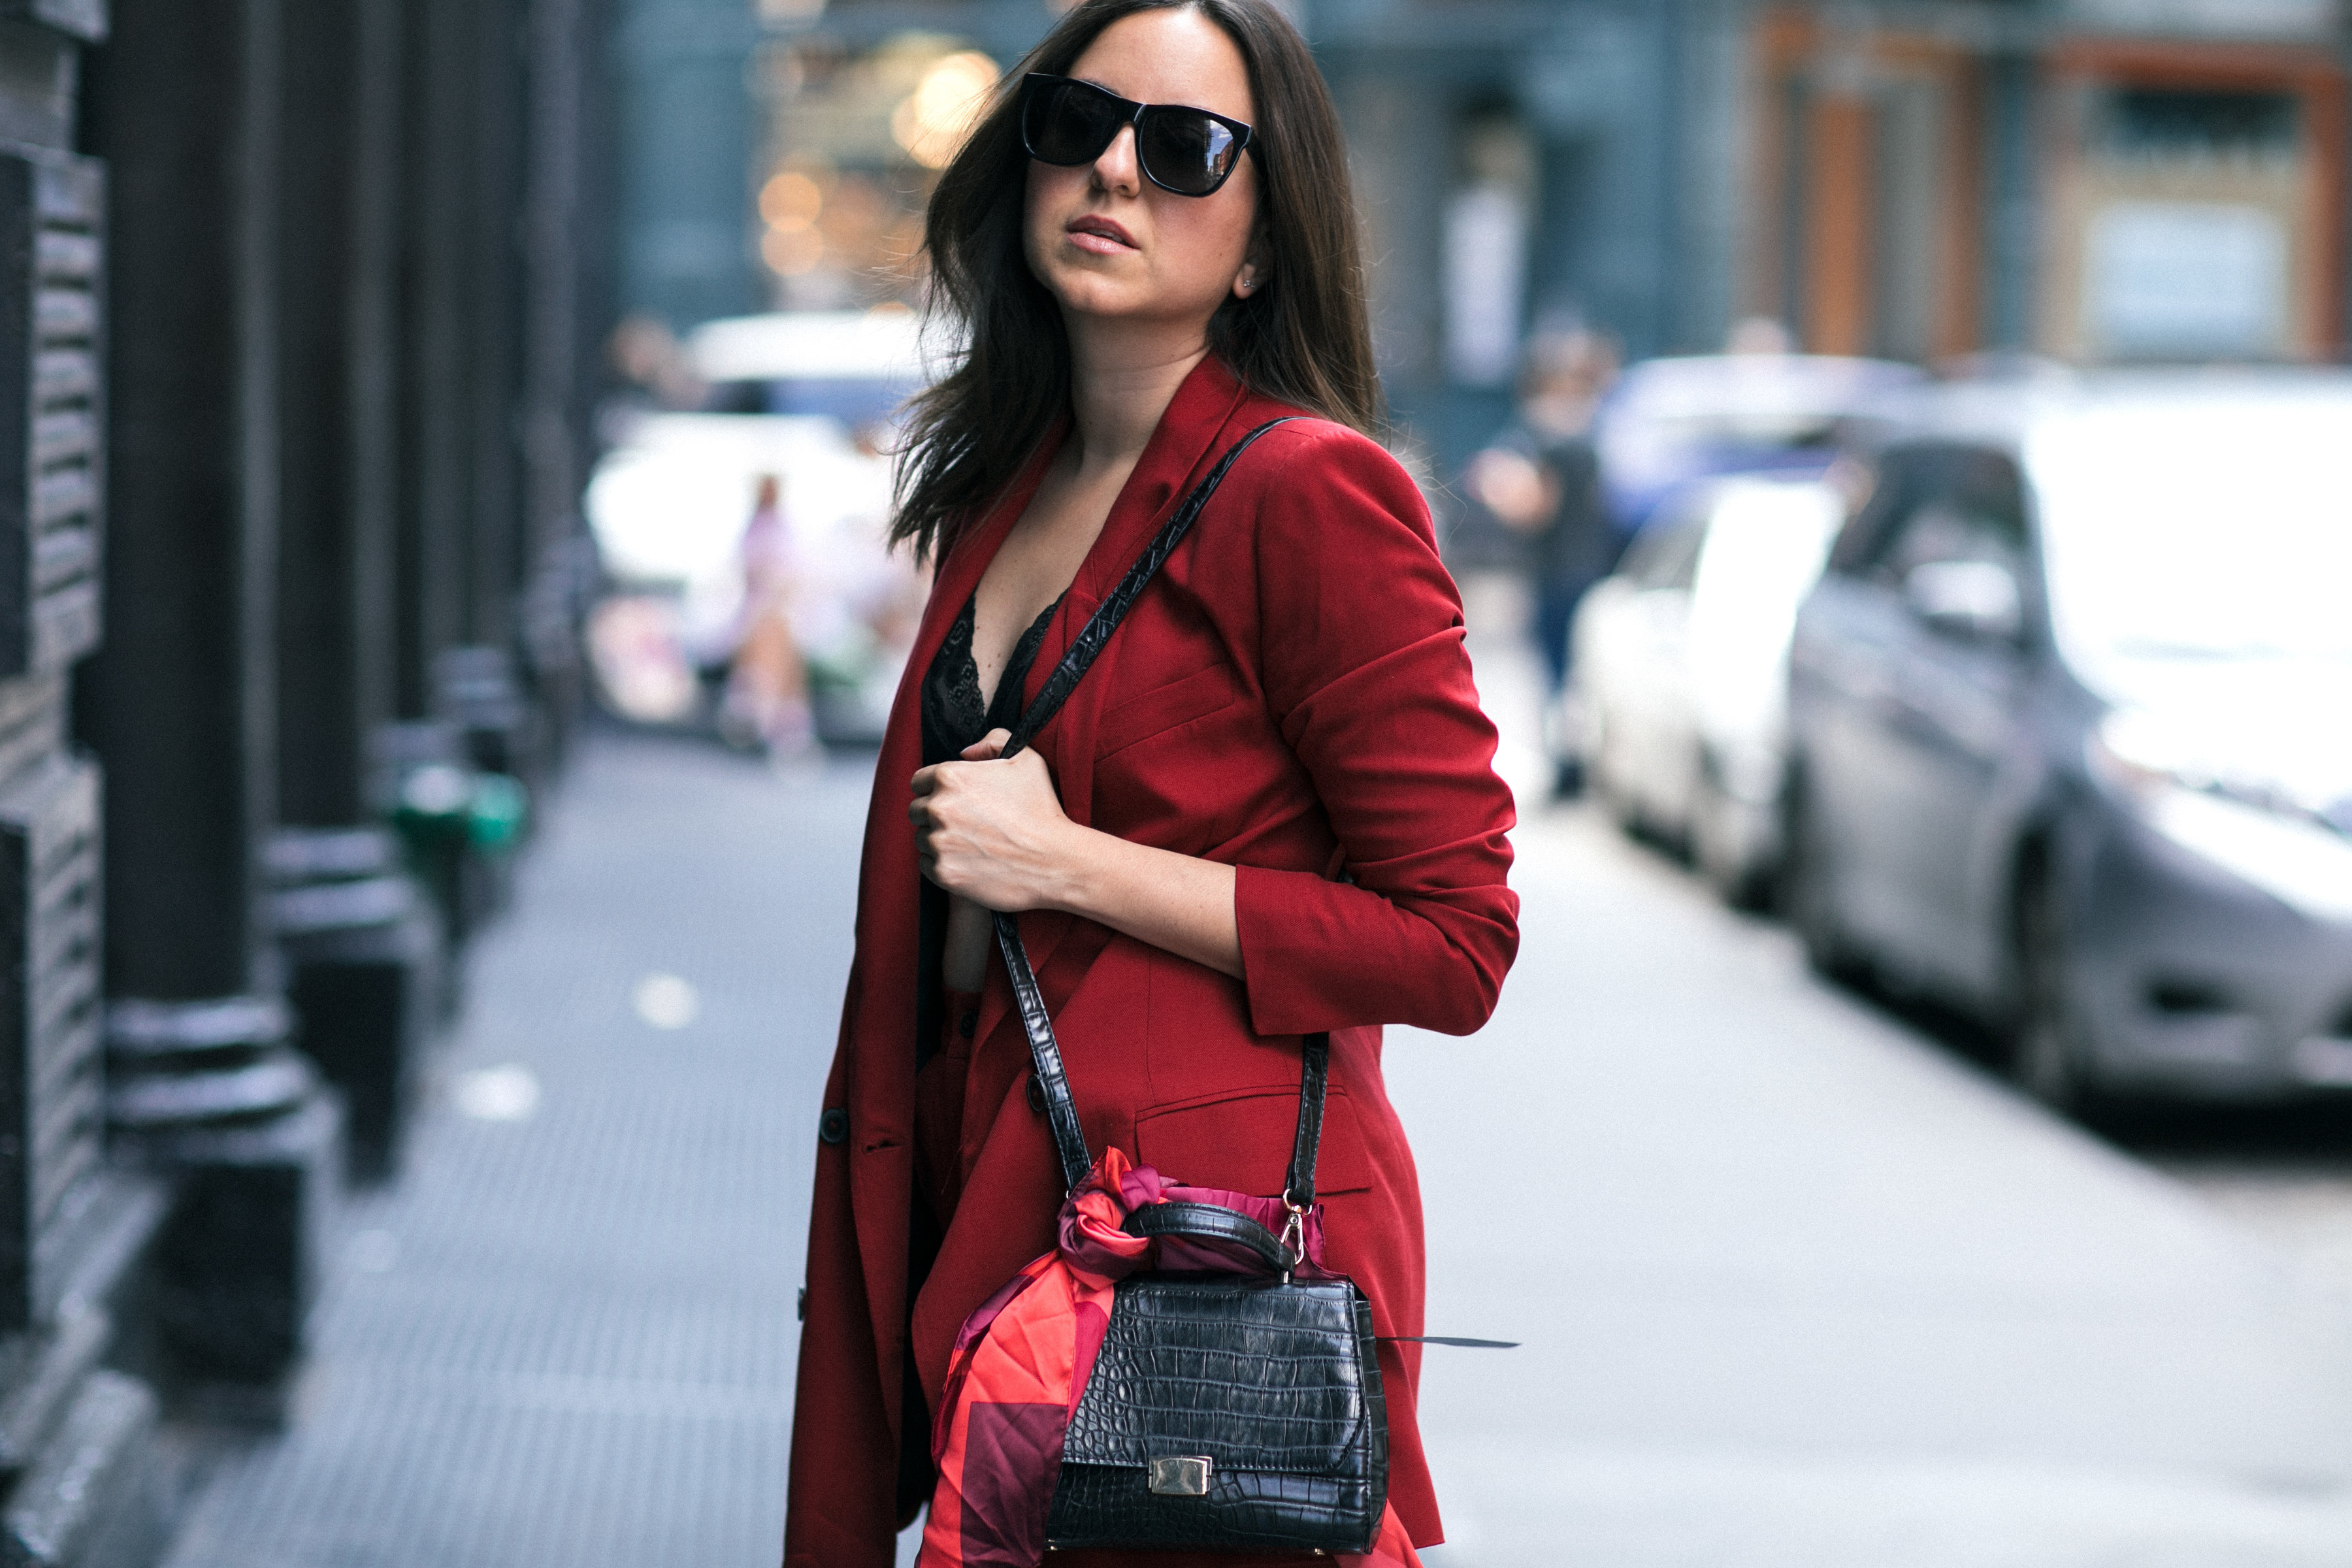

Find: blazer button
819;1107;849;1145
1026;1074;1046;1115
958;1009;978;1039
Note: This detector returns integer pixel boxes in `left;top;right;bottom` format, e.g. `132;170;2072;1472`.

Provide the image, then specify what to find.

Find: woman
783;2;1518;1563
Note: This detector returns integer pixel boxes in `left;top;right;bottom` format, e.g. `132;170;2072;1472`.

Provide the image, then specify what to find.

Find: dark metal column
392;0;474;727
465;0;526;659
431;0;544;835
381;0;502;969
276;0;395;833
269;0;439;1183
517;0;604;773
81;0;341;1412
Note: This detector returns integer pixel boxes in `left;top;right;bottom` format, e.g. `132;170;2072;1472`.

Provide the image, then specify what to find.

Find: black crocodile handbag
984;419;1389;1555
1032;1046;1388;1555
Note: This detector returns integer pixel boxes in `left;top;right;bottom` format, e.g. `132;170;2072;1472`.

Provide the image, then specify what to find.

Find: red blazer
783;357;1519;1565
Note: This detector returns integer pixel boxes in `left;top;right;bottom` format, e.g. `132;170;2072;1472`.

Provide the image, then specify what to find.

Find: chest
971;460;1131;689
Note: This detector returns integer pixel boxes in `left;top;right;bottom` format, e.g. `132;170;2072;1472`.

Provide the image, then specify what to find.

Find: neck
1061;310;1213;477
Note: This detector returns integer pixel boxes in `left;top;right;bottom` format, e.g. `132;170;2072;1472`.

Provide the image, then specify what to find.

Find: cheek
1024;164;1078;278
1024;164;1095;238
1173;163;1258;278
1157;194;1255;286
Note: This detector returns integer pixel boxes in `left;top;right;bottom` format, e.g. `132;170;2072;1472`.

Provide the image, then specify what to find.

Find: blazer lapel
846;427;1062;1403
977;358;1252;1052
1030;355;1250;825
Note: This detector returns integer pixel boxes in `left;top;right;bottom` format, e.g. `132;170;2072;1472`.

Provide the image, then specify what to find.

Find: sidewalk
162;732;867;1568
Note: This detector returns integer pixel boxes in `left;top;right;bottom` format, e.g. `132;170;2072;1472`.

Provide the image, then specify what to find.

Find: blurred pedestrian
1462;327;1620;795
1724;314;1795;355
721;474;818;760
601;314;704;425
783;2;1518;1565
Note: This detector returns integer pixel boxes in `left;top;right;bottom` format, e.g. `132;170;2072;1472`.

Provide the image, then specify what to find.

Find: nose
1090;122;1141;197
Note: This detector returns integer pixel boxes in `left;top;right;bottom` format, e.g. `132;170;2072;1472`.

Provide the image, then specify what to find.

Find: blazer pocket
1095;664;1242;759
1133;1083;1373;1196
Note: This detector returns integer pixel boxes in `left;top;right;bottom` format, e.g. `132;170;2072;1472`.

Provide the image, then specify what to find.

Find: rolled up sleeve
1233;427;1519;1037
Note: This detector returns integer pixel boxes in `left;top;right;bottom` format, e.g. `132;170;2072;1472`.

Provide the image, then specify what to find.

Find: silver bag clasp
1146;1456;1212;1497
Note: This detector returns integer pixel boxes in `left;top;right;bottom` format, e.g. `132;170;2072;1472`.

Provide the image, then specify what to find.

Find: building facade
615;0;766;328
1749;2;2346;368
0;3;611;1562
732;0;2347;476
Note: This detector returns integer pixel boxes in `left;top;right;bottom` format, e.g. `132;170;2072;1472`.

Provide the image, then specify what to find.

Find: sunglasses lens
1138;108;1238;195
1025;79;1122;166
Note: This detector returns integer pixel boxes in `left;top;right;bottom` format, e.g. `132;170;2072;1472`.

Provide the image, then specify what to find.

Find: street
1409;794;2352;1565
1424;583;2352;1564
159;595;2352;1567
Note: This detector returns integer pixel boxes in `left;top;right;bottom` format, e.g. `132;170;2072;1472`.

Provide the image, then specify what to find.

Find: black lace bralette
919;592;1065;768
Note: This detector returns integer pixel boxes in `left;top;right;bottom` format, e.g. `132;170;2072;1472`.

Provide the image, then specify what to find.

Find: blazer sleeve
1233;424;1520;1037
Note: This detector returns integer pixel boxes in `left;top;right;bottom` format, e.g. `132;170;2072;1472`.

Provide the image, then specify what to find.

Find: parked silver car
1786;372;2352;1107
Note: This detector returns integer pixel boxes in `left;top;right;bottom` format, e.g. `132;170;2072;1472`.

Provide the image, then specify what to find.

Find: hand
1465;448;1556;532
909;728;1081;912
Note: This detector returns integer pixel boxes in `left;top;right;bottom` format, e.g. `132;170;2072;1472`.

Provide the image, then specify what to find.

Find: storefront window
2044;55;2340;364
1443;114;1533;386
755;33;1000;312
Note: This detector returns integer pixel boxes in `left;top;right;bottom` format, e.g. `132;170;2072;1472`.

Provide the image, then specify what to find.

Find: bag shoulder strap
998;417;1294;762
988;418;1330;1199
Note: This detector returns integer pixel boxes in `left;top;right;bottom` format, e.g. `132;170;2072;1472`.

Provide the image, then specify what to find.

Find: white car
1572;476;1845;904
583;310;935;742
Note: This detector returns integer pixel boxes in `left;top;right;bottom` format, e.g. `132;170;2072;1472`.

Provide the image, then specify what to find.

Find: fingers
960;727;1013;762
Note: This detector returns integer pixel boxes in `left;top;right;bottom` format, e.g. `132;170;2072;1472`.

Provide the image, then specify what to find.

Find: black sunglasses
1019;73;1256;198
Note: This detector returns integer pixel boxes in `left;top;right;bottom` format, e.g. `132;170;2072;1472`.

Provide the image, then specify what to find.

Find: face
1023;7;1263;331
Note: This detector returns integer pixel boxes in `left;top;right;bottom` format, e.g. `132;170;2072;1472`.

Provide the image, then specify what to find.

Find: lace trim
935;596;989;742
927;592;1066;755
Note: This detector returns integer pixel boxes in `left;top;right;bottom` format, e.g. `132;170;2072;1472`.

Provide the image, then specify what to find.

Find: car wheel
1693;763;1771;912
2014;872;2099;1116
1786;781;1865;983
1590;710;1638;830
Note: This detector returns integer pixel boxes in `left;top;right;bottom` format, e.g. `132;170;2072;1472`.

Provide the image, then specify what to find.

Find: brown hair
890;0;1380;561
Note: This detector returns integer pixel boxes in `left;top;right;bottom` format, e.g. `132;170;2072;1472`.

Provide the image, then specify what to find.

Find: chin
1042;268;1150;320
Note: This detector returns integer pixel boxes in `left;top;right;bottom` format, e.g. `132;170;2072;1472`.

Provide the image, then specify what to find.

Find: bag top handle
985;418;1331;1204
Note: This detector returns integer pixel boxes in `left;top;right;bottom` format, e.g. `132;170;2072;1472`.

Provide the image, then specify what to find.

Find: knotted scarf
916;1148;1422;1568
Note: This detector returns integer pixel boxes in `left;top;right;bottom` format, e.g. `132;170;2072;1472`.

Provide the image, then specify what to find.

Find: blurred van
583;308;934;745
1594;353;1922;532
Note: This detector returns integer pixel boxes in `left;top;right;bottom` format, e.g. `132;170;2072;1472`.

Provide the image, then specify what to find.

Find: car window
1838;444;2026;586
1619;517;1705;591
2028;398;2352;666
1876;497;2023;582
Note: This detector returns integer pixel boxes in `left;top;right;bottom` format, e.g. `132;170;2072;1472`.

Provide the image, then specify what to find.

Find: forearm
1045;824;1241;979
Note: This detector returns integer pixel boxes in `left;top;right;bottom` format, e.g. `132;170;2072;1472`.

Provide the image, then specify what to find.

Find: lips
1066;214;1137;254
